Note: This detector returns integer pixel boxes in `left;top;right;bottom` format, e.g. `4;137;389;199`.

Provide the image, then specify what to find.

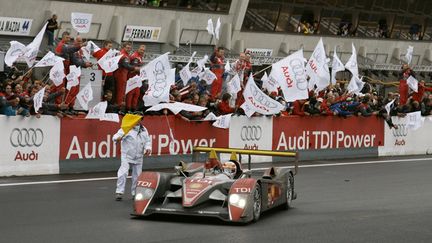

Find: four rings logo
10;128;44;147
392;124;408;137
240;126;262;141
73;19;89;25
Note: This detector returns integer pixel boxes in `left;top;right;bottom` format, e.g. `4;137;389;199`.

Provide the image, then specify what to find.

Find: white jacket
112;125;152;164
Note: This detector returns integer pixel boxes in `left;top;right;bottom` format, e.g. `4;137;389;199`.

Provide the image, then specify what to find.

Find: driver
222;162;237;179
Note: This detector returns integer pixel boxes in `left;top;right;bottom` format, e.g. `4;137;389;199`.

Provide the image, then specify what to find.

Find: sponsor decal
0;16;33;36
392;123;408;146
123;25;161;42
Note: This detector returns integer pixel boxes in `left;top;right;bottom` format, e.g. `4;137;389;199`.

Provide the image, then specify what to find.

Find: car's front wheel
252;183;262;222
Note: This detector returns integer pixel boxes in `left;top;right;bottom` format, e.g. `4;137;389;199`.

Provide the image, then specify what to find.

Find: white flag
98;54;122;73
191;65;202;78
49;61;66;87
197;55;208;69
71;12;93;33
405;45;413;65
23;22;48;67
306;38;330;92
5;41;26;67
345;43;358;78
144;53;174;106
271;49;308;102
224;60;231;72
35;51;64;67
179;64;192;86
407;75;418;92
214;17;221;40
33;87;46;113
385;99;395;115
199;68;217;85
125;75;143;95
86;101;107;119
203;112;218;121
263;72;279;94
227;74;241;94
146;102;207;115
100;113;120;123
139;67;147;80
406;111;422;131
206;18;214;36
242;74;284;117
76;82;93;110
66;65;81;90
347;75;364;94
212;113;231;129
81;41;100;61
331;47;345;85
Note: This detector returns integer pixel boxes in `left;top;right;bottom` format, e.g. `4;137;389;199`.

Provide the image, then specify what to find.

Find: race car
132;147;298;223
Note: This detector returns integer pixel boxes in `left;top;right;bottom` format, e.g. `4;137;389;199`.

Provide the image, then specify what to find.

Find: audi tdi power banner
379;116;432;156
0;16;32;36
273;116;384;151
60;116;228;161
0;116;60;176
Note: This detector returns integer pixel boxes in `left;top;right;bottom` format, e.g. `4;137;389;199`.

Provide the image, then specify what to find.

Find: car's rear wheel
252;183;262;222
284;173;294;210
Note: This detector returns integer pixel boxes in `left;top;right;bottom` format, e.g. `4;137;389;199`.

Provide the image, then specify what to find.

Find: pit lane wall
1;114;430;176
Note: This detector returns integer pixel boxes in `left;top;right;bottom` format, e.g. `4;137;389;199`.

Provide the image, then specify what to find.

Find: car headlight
229;194;248;208
135;188;154;201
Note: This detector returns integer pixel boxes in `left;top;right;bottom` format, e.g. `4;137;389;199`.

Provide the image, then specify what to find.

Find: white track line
0;157;430;187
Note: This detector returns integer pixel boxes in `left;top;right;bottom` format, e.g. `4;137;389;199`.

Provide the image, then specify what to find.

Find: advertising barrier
229;116;273;162
379;116;432;156
60;116;229;160
0;116;60;176
273;116;384;151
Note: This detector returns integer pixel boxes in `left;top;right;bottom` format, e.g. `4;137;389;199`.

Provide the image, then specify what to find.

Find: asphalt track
1;156;432;243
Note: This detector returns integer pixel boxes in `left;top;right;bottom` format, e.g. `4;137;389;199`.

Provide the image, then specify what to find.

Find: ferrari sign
123;25;161;42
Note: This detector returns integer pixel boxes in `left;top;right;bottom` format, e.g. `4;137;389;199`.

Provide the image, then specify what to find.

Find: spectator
399;64;414;106
217;93;235;115
113;42;140;107
209;46;225;99
3;95;30;116
126;44;146;112
412;80;432;103
421;98;432;116
292;99;309;116
93;40;115;96
46;14;59;48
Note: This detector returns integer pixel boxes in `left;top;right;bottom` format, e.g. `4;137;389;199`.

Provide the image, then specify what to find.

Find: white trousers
115;161;143;196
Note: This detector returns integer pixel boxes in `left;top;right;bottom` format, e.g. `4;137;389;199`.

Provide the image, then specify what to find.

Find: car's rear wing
192;147;299;175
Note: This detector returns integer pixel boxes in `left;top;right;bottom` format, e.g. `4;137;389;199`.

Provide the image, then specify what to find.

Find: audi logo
10;128;44;147
73;19;89;25
289;58;308;90
241;126;262;141
392;124;408;137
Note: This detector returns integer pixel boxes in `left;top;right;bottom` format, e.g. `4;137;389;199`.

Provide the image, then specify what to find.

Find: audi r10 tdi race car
132;147;298;223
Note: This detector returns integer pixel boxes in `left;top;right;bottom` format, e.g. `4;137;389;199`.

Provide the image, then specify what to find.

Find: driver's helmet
204;158;223;175
222;162;237;178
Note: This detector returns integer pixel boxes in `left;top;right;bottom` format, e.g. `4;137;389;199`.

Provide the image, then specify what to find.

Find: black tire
283;173;294;210
252;183;262;222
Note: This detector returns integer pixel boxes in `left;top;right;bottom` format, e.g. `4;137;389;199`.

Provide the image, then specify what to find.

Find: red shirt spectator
93;40;113;77
412;80;432;102
292;99;309;116
217;93;235;115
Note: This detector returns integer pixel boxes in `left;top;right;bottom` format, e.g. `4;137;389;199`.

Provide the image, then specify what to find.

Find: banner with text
273;116;384;151
0;116;60;176
0;16;32;36
123;25;161;42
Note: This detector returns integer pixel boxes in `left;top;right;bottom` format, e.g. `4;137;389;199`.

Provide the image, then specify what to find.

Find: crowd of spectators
1;32;432;127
